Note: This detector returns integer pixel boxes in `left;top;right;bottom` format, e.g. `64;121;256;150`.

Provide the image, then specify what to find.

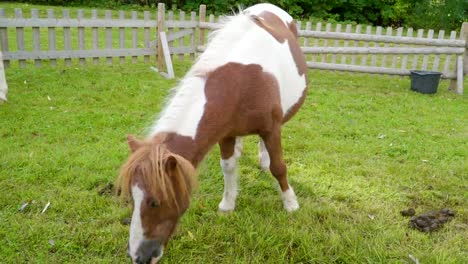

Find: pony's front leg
261;127;299;212
218;137;241;212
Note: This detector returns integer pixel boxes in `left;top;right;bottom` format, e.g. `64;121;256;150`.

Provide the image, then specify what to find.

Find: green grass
0;2;467;264
0;59;467;263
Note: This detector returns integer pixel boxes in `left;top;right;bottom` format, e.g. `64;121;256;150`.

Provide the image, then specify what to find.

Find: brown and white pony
117;3;308;263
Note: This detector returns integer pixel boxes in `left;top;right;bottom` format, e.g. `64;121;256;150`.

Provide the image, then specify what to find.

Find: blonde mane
117;141;197;209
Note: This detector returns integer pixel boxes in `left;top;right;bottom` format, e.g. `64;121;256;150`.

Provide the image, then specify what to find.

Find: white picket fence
0;3;466;95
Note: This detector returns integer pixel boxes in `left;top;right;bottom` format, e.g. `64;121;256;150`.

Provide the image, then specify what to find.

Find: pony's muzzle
130;239;163;264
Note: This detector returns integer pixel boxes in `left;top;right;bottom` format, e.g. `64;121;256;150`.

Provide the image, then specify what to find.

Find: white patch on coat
150;76;207;139
218;155;238;211
129;185;145;260
281;186;299;212
258;139;270;171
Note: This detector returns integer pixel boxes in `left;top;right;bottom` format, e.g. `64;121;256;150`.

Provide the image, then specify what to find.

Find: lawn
0;3;467;264
0;58;466;263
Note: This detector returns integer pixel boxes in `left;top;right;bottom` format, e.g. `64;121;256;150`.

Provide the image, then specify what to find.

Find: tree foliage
14;0;467;30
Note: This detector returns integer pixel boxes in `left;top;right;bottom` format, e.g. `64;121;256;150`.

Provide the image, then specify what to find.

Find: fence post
198;5;206;50
0;51;7;101
449;22;468;94
457;22;467;94
462;22;468;76
157;3;165;71
0;9;9;68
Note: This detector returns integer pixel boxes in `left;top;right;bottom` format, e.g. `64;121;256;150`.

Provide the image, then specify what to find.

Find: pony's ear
164;155;177;173
127;134;143;152
164;154;198;192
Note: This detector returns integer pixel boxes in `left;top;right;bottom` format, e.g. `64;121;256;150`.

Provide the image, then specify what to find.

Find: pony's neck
149;75;215;167
150;76;206;140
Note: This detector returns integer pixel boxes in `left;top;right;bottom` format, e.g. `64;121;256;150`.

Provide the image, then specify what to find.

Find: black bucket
410;70;442;94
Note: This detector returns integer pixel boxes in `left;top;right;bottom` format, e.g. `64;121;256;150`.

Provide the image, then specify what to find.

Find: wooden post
105;10;112;65
31;9;41;67
131;11;138;63
341;24;352;64
47;9;57;66
91;10;99;65
456;22;467;94
0;51;7;101
412;29;424;69
118;11;126;64
361;25;372;66
444;31;457;76
78;10;85;65
371;26;382;67
322;23;331;63
198;5;206;50
449;24;467;92
312;22;322;63
143;11;150;63
332;24;341;65
304;21;311;61
63;10;71;66
401;28;413;70
159;31;175;79
422;29;434;70
0;9;9;68
432;29;445;71
178;11;185;61
190;11;196;59
15;9;25;68
168;10;174;61
157;3;165;71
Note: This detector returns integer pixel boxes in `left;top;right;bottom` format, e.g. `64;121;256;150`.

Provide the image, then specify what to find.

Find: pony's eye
149;200;159;208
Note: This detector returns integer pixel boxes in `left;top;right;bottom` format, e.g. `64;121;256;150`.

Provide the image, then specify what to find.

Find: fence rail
0;4;466;94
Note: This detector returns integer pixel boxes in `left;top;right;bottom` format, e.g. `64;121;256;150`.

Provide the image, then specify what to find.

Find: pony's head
117;135;196;264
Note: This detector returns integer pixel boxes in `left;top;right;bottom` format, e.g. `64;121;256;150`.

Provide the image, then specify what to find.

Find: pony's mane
189;9;255;76
117;141;197;209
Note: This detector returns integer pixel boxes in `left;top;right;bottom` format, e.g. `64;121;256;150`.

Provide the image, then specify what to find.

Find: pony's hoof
283;200;299;212
282;187;299;212
218;200;235;212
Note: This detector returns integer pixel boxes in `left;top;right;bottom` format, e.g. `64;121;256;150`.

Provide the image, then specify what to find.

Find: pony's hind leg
258;138;270;171
261;127;299;212
234;136;243;159
218;137;241;212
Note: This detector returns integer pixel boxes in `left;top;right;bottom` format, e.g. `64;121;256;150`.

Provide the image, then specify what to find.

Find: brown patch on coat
251;12;308;77
156;63;284;164
288;20;299;38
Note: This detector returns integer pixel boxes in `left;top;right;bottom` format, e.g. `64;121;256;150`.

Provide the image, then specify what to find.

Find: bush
14;0;467;31
405;0;467;30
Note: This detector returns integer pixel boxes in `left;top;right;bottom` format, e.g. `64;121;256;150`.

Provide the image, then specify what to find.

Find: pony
117;3;308;263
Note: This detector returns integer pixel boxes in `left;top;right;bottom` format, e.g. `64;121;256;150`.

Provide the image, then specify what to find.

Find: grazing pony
117;3;308;263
